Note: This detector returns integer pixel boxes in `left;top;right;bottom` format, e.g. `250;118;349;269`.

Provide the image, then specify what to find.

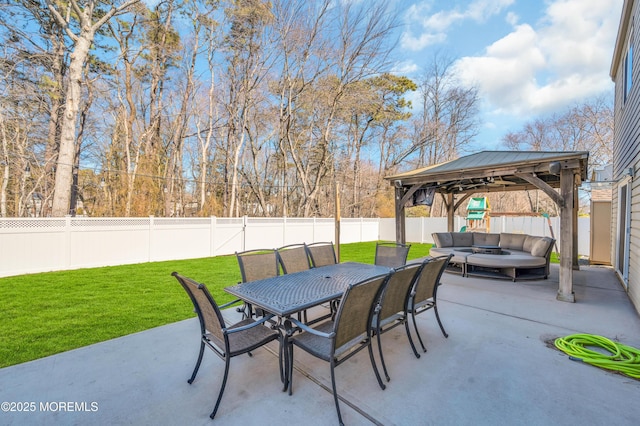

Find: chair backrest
306;242;337;267
375;242;411;268
378;263;421;321
277;244;311;274
411;254;452;305
236;249;279;282
172;272;226;346
333;273;391;349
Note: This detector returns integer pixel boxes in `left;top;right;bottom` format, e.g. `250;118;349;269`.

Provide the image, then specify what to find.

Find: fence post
64;215;72;270
210;216;216;257
148;216;154;262
242;216;247;251
283;216;287;245
313;217;316;243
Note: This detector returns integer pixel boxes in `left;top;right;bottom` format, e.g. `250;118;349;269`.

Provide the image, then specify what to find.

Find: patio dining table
224;262;392;318
224;262;392;391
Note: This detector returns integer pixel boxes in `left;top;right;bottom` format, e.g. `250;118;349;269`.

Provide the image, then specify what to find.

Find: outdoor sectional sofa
429;232;555;281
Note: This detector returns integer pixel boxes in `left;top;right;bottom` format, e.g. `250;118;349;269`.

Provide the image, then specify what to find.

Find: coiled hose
554;334;640;379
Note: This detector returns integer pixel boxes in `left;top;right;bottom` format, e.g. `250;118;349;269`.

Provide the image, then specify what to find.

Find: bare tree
411;53;479;167
46;0;140;217
502;97;614;172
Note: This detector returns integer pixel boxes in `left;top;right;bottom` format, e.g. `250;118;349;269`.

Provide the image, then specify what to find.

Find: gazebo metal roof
385;150;589;194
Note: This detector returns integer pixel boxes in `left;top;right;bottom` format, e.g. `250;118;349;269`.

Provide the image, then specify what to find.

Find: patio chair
406;254;453;358
277;243;312;322
171;272;282;419
236;248;280;282
286;272;392;426
277;243;311;274
374;242;411;268
236;249;280;317
305;242;337;267
372;262;422;384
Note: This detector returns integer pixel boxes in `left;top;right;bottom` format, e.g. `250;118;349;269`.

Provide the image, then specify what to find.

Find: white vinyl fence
0;215;590;278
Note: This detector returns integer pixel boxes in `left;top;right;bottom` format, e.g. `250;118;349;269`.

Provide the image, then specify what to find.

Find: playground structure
465;197;490;233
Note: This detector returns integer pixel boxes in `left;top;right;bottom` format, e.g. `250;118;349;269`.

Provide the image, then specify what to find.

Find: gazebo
385;150;590;302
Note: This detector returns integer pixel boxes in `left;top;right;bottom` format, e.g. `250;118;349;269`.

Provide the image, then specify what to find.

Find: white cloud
392;60;420;75
453;0;622;116
505;11;519;26
401;0;515;50
401;32;447;51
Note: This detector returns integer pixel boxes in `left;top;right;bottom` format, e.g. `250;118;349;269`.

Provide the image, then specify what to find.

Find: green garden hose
554;334;640;379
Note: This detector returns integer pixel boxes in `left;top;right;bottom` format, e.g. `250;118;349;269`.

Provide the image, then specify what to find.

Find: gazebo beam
514;172;564;207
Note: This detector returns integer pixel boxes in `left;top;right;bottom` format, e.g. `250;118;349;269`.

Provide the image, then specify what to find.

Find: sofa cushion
451;232;474;247
467;254;546;268
432;232;453;248
523;235;540;253
430;247;471;263
500;233;527;251
473;232;500;246
531;237;553;257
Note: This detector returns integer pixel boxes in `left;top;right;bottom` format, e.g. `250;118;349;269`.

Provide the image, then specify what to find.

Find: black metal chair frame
372;262;423;384
374;241;411;268
285;272;392;426
406;254;453;357
172;272;282;419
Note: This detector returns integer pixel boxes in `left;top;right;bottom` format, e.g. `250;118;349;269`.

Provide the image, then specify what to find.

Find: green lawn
0;242;433;368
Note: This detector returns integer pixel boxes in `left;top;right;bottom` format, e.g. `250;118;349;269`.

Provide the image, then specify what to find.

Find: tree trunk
51;35;92;216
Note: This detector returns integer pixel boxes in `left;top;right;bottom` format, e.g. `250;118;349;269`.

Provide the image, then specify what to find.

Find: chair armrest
288;317;335;338
225;314;276;334
220;298;244;309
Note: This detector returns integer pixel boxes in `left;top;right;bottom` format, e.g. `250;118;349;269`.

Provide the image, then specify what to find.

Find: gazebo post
557;168;575;302
446;193;454;232
395;186;406;244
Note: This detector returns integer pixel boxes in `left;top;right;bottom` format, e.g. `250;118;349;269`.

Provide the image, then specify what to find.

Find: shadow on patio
1;264;639;425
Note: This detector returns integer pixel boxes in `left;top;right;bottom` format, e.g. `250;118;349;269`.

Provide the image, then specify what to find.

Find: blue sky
393;0;624;151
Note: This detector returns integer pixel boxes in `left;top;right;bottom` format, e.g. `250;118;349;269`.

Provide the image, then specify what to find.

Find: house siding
612;0;640;313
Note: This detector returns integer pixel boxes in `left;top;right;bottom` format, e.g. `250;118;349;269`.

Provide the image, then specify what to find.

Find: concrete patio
1;263;639;425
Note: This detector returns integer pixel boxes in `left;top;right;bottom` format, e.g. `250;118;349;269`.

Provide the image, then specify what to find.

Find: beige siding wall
612;0;640;313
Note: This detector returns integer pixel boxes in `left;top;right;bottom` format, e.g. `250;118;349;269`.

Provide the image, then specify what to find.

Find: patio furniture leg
188;341;206;384
434;305;448;338
368;336;386;390
411;311;428;353
375;326;391;383
287;340;294;395
281;334;288;392
404;319;421;359
330;361;345;426
210;358;231;419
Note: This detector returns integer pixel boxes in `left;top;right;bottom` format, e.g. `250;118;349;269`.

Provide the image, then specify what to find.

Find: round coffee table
471;245;502;255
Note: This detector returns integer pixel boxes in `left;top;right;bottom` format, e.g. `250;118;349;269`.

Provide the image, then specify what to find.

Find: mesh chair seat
204;318;281;356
